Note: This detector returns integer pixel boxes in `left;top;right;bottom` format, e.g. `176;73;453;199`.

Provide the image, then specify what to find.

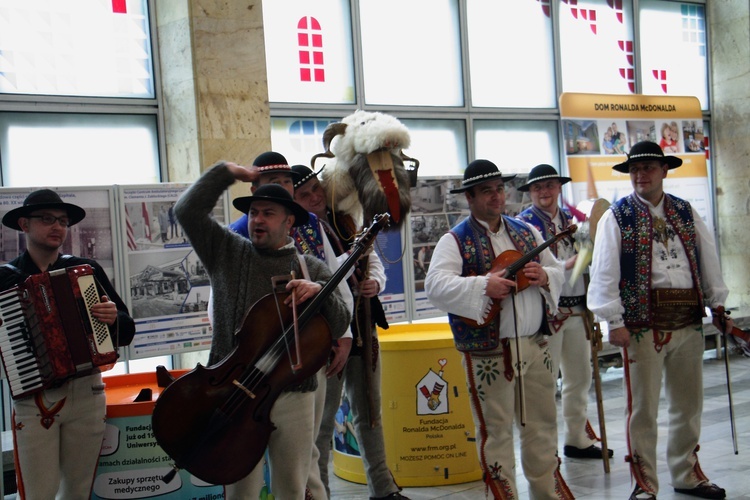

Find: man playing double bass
174;161;351;499
424;159;573;499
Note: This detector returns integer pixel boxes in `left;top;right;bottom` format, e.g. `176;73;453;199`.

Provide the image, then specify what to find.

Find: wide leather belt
650;288;702;331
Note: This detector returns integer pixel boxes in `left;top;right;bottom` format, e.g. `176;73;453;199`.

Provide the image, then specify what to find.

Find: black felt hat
518;164;572;192
2;189;86;231
232;183;309;227
291;164;324;191
612;141;682;173
450;159;516;194
253;151;302;182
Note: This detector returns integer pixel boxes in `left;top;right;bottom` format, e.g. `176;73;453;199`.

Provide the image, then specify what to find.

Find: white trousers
12;374;106;500
463;334;573;500
547;308;596;448
224;390;319;499
623;325;710;495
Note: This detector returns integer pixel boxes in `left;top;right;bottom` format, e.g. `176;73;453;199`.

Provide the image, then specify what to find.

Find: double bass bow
462;224;577;329
151;213;390;485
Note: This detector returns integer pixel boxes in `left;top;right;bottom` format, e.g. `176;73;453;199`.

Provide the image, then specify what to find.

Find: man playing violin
517;164;613;461
174;161;351;499
425;160;572;499
588;141;733;500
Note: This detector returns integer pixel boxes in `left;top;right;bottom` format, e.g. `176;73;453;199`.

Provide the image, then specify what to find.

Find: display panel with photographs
0;187;120;277
374;228;407;324
560;93;714;233
119;184;228;359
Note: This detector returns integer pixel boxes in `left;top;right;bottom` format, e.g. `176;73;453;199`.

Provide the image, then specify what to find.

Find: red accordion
0;265;117;399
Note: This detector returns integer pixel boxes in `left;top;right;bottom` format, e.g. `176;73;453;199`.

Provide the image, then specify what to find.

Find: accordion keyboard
0;288;44;397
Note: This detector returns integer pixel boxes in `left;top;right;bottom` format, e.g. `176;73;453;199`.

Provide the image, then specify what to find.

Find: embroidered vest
517;205;574;256
292;212;326;260
447;216;539;352
612;193;704;327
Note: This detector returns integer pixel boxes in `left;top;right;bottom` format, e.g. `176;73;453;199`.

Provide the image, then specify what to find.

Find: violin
151;214;390;485
463;224;577;329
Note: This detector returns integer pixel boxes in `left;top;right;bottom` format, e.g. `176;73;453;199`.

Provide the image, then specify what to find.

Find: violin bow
714;306;738;454
509;292;526;426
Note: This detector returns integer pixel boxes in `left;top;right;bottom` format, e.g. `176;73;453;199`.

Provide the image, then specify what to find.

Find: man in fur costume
305;110;418;499
292;164;407;500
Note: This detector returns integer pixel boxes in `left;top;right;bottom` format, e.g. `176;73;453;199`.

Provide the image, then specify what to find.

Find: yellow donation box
333;323;482;486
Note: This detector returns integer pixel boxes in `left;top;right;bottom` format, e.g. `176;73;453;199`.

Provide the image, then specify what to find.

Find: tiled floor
329;348;750;499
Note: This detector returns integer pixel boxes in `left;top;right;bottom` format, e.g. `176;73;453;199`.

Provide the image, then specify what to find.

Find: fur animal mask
312;111;418;229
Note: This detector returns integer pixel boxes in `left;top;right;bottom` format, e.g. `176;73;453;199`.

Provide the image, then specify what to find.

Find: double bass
151;214;390;485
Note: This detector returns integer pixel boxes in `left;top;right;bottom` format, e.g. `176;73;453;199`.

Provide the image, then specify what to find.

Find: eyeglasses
628;162;663;175
26;214;71;227
529;181;561;193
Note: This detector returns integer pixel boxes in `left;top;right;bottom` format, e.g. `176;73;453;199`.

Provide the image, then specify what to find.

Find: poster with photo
409;176;530;320
119;184;228;359
559;93;713;233
0;187;119;278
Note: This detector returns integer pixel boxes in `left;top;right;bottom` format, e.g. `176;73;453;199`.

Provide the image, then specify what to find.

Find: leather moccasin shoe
563;444;614;459
674;482;726;499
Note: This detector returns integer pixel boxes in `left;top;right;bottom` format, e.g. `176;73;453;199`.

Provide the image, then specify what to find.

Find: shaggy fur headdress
312;110;418;229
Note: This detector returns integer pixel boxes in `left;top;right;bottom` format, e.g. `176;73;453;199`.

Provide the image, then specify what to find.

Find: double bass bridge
232;379;257;399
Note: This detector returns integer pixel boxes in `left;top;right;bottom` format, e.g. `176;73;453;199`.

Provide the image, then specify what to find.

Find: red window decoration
563;0;598;34
112;0;127;14
297;16;325;82
536;0;551;18
618;39;635;93
652;69;668;93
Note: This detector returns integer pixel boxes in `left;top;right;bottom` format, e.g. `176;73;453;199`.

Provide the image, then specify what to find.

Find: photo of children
601;121;627;154
658;121;680;153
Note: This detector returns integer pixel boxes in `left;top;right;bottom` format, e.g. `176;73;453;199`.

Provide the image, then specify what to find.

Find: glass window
0;112;160;186
0;0;155;98
473;120;560;175
399;119;467;177
559;0;635;94
262;0;355;104
269;116;338;167
359;0;463;106
639;1;708;109
467;0;556;108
